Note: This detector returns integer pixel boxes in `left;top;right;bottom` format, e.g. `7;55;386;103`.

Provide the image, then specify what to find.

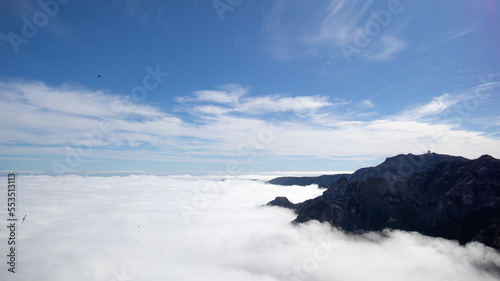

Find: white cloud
8;175;500;280
357;99;375;109
238;95;336;113
398;93;459;121
192;105;233;116
179;85;337;119
2;81;161;119
193;84;248;105
0;81;499;166
0;81;185;147
245;119;500;160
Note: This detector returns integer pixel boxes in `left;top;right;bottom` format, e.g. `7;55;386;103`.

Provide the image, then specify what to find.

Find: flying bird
97;75;101;78
22;214;26;224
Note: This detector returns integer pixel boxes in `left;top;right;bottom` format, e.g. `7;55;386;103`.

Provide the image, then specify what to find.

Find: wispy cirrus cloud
397;93;460;121
364;36;407;61
0;81;183;147
262;0;411;62
439;28;476;43
122;0;169;28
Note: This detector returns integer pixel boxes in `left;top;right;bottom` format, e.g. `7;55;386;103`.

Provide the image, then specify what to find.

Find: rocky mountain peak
267;154;500;250
348;153;468;183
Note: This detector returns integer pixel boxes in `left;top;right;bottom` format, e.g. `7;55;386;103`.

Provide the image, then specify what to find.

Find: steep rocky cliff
268;154;500;249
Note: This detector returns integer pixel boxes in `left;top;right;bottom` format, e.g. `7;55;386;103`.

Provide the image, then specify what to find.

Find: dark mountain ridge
268;153;467;188
268;154;500;249
268;174;351;188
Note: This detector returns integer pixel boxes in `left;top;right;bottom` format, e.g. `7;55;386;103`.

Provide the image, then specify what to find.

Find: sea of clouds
1;175;499;281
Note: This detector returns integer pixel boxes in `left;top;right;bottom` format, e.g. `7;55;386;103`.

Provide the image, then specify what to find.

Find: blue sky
0;0;499;175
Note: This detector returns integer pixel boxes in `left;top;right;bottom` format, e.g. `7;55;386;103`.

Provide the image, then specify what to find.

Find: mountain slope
268;154;500;249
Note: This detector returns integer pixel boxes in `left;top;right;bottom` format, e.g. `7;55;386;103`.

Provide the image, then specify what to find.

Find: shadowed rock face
268;154;500;249
268;153;467;188
266;197;303;212
268;174;351;188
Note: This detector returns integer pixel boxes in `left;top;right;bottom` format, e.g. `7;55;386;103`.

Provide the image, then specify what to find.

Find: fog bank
1;175;498;280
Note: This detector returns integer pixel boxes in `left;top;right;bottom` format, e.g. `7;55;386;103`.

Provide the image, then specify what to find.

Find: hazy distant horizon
0;170;355;179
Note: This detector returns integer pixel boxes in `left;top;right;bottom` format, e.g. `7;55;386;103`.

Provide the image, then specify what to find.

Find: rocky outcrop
268;154;500;249
266;197;303;212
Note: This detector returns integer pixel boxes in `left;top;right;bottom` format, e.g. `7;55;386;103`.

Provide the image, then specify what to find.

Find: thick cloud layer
2;175;499;280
